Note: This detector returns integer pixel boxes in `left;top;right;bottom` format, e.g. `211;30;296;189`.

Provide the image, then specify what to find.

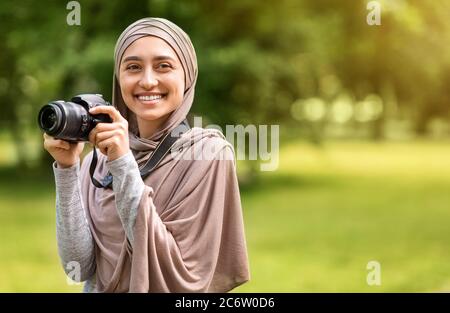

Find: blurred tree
1;0;450;169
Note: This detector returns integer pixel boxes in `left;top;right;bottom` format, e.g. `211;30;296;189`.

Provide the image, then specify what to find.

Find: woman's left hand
88;106;130;161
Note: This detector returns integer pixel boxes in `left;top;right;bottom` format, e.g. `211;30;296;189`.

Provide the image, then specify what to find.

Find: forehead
122;36;179;62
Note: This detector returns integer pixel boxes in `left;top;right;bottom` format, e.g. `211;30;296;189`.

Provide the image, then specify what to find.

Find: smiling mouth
136;94;167;102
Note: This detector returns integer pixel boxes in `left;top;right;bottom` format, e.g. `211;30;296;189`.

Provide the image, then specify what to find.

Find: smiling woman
42;17;250;293
118;36;185;138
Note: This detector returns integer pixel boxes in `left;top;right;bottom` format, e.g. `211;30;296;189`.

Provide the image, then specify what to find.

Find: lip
134;92;167;97
135;93;167;105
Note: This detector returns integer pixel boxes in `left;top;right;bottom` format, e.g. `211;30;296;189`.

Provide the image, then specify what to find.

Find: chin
138;110;171;122
138;112;164;121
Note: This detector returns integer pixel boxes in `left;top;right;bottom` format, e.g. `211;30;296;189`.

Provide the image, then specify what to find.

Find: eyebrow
122;55;176;63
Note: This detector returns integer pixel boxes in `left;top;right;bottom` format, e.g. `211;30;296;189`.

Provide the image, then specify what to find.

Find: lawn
235;139;450;292
0;167;83;292
1;139;450;292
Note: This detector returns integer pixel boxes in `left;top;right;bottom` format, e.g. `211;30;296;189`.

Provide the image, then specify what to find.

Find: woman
43;17;250;292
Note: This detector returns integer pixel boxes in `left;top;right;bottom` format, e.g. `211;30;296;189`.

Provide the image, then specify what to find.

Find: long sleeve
53;162;96;283
106;150;145;246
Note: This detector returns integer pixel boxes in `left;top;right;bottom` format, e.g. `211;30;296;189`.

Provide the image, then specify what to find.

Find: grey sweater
53;150;145;292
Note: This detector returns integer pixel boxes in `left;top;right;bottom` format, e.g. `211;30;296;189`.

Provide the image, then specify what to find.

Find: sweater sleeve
106;150;145;246
53;161;96;282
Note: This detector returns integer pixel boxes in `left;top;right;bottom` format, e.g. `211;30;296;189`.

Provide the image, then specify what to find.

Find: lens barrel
38;101;90;141
38;94;111;142
38;103;64;136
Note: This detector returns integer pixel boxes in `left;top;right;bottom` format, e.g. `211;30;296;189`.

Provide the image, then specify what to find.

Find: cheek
119;77;135;98
120;76;131;87
164;69;184;92
170;83;184;105
169;75;185;99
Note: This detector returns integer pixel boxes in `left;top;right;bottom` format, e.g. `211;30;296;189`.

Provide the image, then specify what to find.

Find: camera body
38;94;112;142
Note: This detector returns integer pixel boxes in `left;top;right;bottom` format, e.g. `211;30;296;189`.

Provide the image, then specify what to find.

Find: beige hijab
78;17;250;292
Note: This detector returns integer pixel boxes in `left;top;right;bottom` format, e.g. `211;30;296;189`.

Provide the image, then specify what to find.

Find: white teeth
138;95;164;101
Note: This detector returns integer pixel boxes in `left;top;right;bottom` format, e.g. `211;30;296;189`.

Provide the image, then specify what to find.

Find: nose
139;68;158;89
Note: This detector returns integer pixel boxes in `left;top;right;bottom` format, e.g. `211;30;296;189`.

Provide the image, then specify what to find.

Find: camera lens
38;94;112;141
42;109;56;129
38;104;63;135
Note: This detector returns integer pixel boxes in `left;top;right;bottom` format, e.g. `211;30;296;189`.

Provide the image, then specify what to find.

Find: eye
156;63;172;70
125;64;141;71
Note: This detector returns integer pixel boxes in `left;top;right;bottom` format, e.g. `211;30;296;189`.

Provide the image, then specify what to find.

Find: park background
1;0;450;292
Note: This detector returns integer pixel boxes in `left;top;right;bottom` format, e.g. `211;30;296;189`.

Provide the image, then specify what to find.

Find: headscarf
113;17;197;140
78;17;250;292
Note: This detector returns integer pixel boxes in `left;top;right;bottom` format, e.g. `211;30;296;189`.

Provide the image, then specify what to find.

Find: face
119;36;185;136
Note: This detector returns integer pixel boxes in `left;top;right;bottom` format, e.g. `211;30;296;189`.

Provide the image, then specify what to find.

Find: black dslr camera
38;94;112;142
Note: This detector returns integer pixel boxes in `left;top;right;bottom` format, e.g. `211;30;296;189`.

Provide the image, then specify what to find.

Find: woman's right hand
43;133;85;168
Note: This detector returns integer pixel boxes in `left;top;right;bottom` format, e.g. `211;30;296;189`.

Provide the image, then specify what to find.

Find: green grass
234;139;450;292
1;139;450;292
0;169;83;292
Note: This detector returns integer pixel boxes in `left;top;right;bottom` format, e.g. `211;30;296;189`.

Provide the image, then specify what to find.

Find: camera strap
89;119;191;189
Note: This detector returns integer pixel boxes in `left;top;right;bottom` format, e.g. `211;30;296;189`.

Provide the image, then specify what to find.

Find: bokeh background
1;0;450;292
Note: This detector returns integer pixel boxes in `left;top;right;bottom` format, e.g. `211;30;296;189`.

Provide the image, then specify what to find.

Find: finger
97;142;108;156
55;139;71;150
89;106;125;123
89;123;124;144
43;133;67;149
97;135;119;149
97;143;108;156
43;133;52;140
88;127;97;145
46;138;70;150
92;122;125;132
97;137;117;156
95;129;123;143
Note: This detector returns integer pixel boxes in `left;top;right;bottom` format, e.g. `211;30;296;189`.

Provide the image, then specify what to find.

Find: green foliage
1;0;450;164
